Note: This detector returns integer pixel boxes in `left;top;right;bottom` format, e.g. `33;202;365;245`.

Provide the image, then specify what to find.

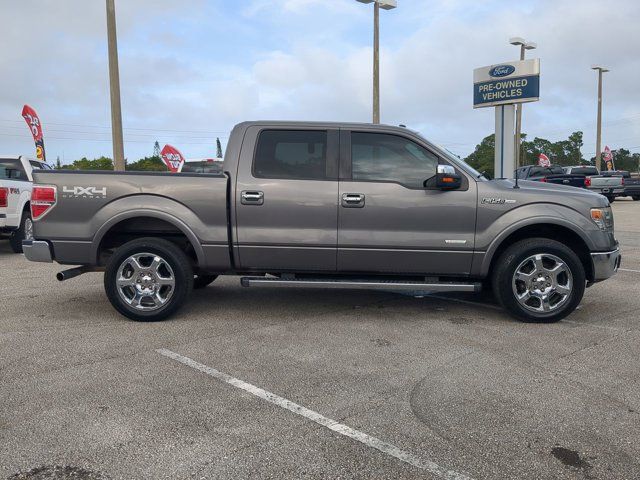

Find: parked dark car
515;165;585;188
601;170;640;200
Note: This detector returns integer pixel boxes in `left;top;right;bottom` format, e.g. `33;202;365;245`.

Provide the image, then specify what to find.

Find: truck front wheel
491;238;585;323
104;238;193;321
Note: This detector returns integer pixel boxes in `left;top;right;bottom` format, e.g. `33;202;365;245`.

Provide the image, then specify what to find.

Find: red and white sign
160;144;185;173
21;105;46;161
603;146;615;171
538;153;551;167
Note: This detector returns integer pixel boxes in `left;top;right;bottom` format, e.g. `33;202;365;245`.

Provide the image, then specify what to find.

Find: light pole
356;0;397;124
106;0;125;171
509;37;536;167
591;65;609;171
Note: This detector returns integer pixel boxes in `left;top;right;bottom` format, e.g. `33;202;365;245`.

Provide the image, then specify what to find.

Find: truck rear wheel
104;237;193;321
491;238;585;323
632;196;640;201
9;211;33;253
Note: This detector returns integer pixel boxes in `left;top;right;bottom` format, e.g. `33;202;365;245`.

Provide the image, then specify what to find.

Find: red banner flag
21;105;46;162
160;144;185;173
603;146;615;171
538;153;551;167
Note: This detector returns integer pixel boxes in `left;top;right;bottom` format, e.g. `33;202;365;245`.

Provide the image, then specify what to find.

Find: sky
0;0;638;164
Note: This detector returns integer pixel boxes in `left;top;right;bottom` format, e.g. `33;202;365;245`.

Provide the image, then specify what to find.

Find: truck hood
488;179;608;206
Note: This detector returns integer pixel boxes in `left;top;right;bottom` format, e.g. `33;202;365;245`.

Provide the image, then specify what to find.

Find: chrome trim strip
241;277;481;292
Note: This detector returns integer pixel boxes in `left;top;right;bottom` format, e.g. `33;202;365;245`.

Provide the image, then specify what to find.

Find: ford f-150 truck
563;166;624;201
23;122;621;323
1;156;51;252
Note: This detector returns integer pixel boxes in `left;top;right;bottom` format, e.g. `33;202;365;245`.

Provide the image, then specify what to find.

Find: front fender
473;203;599;277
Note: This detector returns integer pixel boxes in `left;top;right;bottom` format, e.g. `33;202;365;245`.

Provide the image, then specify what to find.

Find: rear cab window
0;159;28;181
253;130;328;180
570;167;599;176
181;161;223;174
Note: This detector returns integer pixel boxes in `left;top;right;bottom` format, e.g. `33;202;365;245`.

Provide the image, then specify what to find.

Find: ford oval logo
489;65;515;77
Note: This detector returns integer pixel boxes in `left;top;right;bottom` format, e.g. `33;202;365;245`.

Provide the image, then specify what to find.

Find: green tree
216;137;223;158
463;134;495;177
55;156;61;169
127;155;167;172
66;156;114;170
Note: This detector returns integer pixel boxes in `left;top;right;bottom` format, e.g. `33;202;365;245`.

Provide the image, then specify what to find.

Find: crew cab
23;122;620;323
563;165;624;201
0;156;51;252
515;165;585;188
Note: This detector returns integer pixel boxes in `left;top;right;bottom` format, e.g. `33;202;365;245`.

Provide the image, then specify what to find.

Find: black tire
193;274;218;289
606;196;615;203
9;210;33;253
104;237;193;321
491;238;586;323
632;196;640;201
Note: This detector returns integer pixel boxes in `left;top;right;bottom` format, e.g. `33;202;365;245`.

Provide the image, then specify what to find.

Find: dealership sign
473;59;540;108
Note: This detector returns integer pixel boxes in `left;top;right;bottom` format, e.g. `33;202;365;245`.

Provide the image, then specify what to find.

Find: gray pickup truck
23;121;621;323
563;165;624;202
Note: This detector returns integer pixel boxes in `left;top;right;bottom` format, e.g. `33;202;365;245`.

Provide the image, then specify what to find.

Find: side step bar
240;277;481;293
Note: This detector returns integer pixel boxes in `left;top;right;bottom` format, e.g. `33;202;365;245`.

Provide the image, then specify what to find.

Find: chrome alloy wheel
24;217;34;241
512;253;573;313
116;253;176;311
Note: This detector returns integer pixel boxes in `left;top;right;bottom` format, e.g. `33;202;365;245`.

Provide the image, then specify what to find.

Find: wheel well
488;224;594;282
97;217;198;267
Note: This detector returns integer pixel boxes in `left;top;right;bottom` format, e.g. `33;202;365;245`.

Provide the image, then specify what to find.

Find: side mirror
435;164;462;190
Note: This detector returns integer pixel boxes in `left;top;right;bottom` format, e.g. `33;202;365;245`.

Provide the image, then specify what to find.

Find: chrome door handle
342;193;365;208
241;190;264;205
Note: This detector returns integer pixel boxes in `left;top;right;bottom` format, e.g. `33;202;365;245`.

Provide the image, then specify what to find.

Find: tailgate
545;175;585;188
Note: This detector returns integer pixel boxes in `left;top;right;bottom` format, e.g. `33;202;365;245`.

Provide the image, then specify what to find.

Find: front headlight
591;207;614;231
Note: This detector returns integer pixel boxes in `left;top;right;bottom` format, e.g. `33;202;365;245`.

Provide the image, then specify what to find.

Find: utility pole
356;0;397;124
592;65;609;171
509;37;536;167
106;0;125;171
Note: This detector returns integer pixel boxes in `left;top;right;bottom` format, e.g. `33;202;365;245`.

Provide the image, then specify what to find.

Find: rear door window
253;130;327;180
0;159;27;180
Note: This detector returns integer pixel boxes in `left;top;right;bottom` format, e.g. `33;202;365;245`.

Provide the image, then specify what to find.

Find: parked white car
0;155;51;252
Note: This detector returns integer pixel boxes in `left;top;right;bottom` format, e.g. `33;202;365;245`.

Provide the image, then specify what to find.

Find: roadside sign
538;153;551;167
473;59;540;108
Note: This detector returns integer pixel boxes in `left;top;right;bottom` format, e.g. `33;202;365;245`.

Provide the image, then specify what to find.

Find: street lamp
591;65;609;172
356;0;397;124
509;37;536;167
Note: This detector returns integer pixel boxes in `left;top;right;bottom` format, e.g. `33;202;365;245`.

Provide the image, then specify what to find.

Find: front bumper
22;240;53;263
590;247;621;282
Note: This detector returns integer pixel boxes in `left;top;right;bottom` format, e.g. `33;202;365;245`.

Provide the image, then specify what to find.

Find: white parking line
619;268;640;273
157;348;473;480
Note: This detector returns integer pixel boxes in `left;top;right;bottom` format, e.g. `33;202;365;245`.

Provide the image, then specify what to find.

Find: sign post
474;59;540;178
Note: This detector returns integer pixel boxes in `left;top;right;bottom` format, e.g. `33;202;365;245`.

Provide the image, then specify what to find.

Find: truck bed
31;170;231;268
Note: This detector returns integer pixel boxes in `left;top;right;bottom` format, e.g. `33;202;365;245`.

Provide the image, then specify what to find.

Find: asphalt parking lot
1;200;639;480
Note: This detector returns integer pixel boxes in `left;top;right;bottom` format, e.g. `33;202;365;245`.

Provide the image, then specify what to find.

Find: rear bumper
590;247;621;282
22;240;53;263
